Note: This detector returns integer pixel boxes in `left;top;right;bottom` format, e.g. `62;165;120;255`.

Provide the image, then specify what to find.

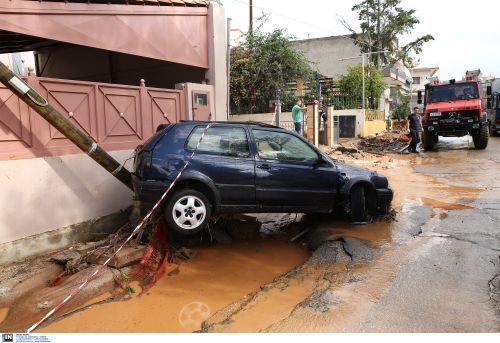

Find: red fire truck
418;75;492;150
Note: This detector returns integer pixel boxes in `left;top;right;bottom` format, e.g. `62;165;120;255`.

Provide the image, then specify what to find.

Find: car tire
472;125;489;149
164;189;212;235
350;185;367;222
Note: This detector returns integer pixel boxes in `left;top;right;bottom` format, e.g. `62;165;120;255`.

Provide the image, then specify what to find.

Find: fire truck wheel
422;132;435;151
472;125;489;149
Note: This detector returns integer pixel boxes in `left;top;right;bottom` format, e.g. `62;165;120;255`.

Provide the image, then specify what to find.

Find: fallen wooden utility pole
0;62;133;190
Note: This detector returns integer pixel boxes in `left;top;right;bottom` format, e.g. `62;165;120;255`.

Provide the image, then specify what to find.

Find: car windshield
427;82;479;103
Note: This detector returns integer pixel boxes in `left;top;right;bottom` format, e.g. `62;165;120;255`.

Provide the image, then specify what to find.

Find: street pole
0;61;133;190
362;53;365;109
276;89;281;127
226;17;232;120
249;0;253;35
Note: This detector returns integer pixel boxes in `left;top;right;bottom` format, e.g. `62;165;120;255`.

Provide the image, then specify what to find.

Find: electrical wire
224;0;379;50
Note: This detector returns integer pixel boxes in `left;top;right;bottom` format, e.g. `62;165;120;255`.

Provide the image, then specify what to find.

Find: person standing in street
292;99;305;135
407;106;423;153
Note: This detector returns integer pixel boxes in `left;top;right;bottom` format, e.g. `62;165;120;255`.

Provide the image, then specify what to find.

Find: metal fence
365;109;385;121
329;95;363;110
262;116;307;136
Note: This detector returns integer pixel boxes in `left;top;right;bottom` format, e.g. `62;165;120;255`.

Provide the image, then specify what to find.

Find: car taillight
133;148;152;179
143;151;152;168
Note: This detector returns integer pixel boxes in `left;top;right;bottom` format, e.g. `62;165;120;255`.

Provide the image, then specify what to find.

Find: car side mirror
487;85;492;96
417;90;423;105
316;155;329;165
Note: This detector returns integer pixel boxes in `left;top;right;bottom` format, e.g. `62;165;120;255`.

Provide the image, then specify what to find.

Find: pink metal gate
0;75;186;160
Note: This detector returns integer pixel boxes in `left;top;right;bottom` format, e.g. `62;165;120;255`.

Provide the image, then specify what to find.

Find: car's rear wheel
165;189;211;235
350;185;367;222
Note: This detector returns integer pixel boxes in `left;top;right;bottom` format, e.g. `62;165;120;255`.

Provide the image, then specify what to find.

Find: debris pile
357;131;410;153
327;145;366;160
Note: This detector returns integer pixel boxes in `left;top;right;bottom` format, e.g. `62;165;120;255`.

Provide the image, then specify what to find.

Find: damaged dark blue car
133;121;393;235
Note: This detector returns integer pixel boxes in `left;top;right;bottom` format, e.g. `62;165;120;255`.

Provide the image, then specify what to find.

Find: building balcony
383;66;412;90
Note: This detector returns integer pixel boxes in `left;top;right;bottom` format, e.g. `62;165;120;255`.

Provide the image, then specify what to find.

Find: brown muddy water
35;237;308;333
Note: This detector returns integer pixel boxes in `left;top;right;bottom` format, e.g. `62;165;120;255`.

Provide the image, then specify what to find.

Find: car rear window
186;126;250;157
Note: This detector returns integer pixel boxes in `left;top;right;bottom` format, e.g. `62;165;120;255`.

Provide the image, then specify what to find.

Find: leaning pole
0;62;133;190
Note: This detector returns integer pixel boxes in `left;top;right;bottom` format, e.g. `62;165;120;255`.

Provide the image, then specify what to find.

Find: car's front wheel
165;189;211;235
350;185;367;222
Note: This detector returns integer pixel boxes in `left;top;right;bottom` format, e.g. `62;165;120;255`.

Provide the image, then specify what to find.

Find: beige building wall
292;36;361;78
363;120;387;137
0;151;134;245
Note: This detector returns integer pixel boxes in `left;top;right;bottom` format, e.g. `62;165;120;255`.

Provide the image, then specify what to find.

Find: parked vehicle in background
418;75;491;150
488;78;500;136
133;121;393;235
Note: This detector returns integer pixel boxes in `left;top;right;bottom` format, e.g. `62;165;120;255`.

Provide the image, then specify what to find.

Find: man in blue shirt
292;99;305;135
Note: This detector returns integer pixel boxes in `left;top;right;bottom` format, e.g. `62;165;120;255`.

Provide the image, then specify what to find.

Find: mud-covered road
2;136;499;333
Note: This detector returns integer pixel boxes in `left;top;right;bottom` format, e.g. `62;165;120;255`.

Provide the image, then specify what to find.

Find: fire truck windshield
427;82;479;103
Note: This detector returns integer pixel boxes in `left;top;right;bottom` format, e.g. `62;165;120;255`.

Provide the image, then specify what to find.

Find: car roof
178;120;283;129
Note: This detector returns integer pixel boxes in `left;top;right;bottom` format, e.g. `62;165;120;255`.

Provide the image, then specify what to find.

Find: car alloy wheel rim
172;195;207;230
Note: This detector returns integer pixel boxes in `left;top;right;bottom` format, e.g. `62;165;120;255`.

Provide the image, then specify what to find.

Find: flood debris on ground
357;131;410;153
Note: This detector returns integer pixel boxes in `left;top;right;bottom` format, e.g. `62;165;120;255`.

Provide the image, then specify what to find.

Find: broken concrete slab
0;260;64;309
87;244;146;269
0;266;117;333
342;237;381;263
306;241;352;267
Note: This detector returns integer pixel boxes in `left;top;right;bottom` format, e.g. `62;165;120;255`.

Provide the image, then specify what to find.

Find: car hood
335;162;376;177
335;162;389;189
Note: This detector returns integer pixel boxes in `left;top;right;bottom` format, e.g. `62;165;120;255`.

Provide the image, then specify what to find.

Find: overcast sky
221;0;500;80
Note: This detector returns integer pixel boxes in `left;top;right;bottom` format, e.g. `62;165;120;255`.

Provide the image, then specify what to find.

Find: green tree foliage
391;88;411;120
230;26;314;114
341;0;434;67
337;63;385;109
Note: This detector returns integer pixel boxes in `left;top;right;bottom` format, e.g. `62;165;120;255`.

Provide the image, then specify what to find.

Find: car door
252;129;337;211
186;125;255;209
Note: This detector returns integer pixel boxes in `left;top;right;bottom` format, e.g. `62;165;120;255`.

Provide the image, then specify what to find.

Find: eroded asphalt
1;136;499;333
201;136;500;333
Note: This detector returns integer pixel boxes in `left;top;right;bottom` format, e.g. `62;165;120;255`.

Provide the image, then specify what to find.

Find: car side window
253;129;318;162
186;126;250;157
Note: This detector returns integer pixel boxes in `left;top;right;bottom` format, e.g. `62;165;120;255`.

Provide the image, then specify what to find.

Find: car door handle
257;164;272;170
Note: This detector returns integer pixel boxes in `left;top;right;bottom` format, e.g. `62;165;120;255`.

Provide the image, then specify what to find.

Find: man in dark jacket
407;107;423;153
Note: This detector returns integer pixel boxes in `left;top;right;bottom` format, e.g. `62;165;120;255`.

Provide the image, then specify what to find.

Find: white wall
229;112;293;123
333;109;365;137
0;151;134;245
206;2;228;121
